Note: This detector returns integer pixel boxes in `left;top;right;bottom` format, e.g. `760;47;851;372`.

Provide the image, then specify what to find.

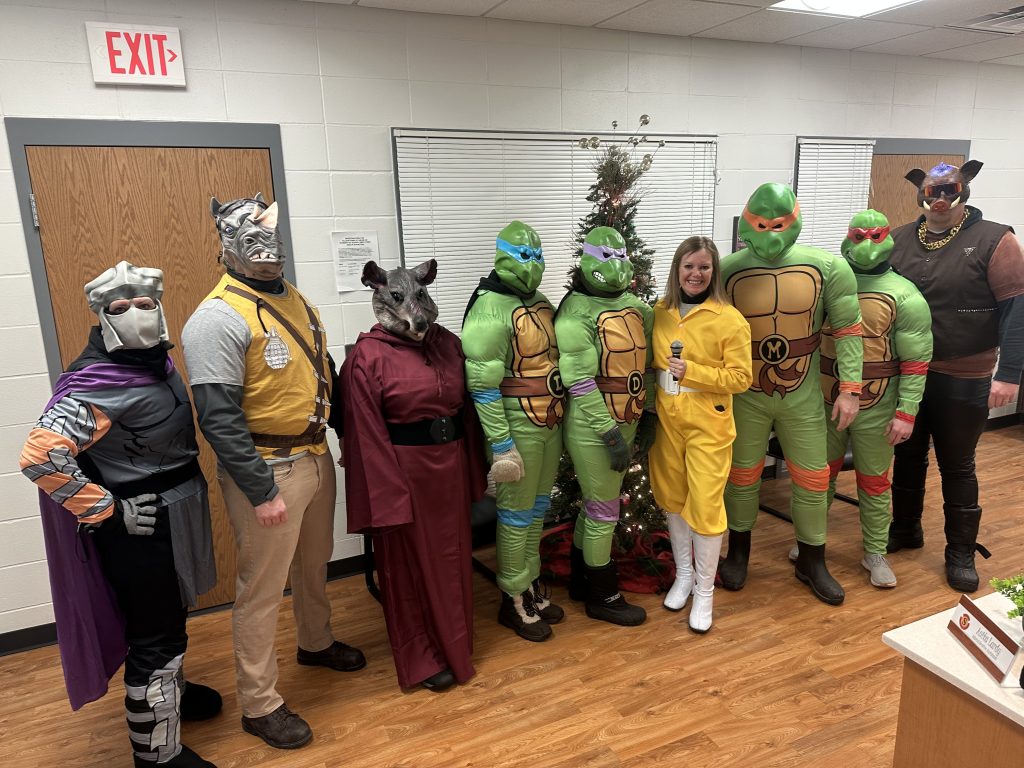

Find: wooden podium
883;593;1024;768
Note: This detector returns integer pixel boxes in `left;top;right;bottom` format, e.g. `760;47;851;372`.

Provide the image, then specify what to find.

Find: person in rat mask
341;259;487;691
21;262;220;768
555;226;656;627
182;195;365;750
719;183;863;606
888;161;1024;592
462;221;565;643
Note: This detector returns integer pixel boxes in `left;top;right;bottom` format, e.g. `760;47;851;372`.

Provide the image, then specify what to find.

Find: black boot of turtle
794;543;845;606
498;590;552;642
181;682;222;721
717;529;751;591
133;745;216;768
584;561;646;626
531;579;565;624
569;545;588;602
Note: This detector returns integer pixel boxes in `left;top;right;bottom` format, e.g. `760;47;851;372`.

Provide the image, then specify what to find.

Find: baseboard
0;555;369;657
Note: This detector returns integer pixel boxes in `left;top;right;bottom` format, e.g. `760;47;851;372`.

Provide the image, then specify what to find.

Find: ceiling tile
855;26;1004;56
870;0;1016;28
358;0;497;14
485;0;647;26
597;0;758;37
781;19;929;49
695;9;842;43
987;53;1024;67
924;34;1024;62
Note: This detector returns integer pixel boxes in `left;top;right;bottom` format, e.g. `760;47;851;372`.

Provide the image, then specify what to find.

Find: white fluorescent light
768;0;924;18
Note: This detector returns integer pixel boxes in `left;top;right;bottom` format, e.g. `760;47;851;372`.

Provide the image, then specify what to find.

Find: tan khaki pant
220;450;336;717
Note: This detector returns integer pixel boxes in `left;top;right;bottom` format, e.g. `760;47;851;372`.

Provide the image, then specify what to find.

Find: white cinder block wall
2;0;1023;634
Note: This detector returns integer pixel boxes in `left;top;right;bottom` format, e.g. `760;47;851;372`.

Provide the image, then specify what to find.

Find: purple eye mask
582;243;627;261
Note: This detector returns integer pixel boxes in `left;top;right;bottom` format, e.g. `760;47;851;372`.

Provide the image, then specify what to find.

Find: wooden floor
2;426;1022;768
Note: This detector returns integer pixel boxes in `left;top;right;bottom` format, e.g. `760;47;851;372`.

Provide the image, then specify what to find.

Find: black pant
892;371;990;515
91;507;188;688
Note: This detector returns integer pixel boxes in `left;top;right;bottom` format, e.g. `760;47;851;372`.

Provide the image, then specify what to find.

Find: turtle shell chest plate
726;265;824;398
595;307;647;424
509;301;563;428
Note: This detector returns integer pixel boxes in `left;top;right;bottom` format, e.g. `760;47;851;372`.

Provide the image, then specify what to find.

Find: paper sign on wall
86;22;186;87
947;595;1021;683
333;231;378;293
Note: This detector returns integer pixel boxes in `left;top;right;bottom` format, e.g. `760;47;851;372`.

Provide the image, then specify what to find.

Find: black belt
387;413;464;446
101;458;202;499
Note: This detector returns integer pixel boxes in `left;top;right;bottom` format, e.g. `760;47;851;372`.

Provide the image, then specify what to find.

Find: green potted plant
990;574;1024;689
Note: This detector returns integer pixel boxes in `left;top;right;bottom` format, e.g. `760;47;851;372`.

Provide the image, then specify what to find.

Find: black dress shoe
420;669;455;692
181;682;223;721
297;640;366;672
241;704;312;750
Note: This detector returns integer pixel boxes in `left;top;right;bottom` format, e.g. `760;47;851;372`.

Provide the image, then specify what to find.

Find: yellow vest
205;274;331;459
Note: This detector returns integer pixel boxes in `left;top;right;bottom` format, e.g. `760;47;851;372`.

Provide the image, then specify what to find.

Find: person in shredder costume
463;221;566;642
888;161;1024;591
815;210;932;589
342;259;487;692
719;183;863;606
182;194;365;750
648;237;752;633
556;226;656;627
21;261;221;768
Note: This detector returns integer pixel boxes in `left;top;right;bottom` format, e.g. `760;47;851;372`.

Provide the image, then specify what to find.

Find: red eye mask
847;226;890;243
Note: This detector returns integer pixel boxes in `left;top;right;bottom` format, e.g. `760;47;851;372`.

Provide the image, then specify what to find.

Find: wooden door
868;153;965;228
26;146;275;609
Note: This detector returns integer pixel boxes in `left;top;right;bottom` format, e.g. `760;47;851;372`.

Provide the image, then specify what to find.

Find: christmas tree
549;116;668;547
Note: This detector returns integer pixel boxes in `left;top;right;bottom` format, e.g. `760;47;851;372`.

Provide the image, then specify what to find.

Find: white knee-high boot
689;532;723;633
663;513;694;611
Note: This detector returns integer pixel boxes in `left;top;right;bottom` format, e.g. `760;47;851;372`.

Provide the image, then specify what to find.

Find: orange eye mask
742;201;801;233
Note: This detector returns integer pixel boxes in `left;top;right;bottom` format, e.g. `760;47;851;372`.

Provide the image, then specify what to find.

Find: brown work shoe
297;640;366;672
241;704;312;749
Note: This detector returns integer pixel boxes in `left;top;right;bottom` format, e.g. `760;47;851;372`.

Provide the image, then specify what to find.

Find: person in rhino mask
888;161;1024;592
182;195;364;750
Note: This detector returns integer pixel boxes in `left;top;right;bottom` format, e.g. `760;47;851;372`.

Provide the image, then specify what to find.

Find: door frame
4;118;294;384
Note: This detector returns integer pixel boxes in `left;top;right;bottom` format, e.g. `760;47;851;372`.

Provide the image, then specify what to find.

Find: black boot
498;590;552;642
181;682;222;721
717;529;750;591
584;561;646;626
134;745;216;768
569;544;587;602
531;579;565;624
794;543;845;606
887;484;925;552
944;505;991;592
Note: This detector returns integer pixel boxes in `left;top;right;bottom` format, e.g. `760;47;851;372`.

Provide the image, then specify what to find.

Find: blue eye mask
497;237;543;263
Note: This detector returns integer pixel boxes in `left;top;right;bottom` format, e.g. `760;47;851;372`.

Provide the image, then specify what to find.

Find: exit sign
86;22;186;87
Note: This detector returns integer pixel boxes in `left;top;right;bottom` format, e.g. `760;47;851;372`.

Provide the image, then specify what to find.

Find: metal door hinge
29;193;39;229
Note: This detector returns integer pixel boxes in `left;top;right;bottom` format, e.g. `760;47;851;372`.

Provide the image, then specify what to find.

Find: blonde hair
660;236;728;309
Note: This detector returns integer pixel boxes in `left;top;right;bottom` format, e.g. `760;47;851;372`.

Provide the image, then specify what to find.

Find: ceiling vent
946;5;1024;35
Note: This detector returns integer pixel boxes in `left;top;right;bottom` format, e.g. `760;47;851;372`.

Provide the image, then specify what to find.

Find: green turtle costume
820;210;932;588
720;183;863;606
463;221;565;642
554;227;655;626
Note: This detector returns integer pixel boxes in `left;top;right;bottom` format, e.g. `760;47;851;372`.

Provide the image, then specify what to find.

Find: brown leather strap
499;376;564;398
752;332;820;362
224;284;332;455
594;375;629;394
250;430;327;450
820;355;899;379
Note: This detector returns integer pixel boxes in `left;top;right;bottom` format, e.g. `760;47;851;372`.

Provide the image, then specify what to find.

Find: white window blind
794;138;875;253
393;129;717;334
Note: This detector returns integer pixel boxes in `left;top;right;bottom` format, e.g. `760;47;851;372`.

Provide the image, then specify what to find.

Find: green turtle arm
555;299;616;436
463;294;514;449
823;256;864;390
892;289;933;419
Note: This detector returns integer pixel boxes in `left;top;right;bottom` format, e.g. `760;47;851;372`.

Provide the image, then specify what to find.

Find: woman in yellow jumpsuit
649;237;752;633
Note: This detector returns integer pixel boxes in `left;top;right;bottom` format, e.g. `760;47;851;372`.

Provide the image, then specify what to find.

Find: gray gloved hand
600;425;631;472
490;444;525;483
118;493;159;536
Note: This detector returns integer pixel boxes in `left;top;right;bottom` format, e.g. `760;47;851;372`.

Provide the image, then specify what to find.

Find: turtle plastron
263;326;292;370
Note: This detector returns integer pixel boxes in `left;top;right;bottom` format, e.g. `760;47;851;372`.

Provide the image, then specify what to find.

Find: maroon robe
342;323;486;689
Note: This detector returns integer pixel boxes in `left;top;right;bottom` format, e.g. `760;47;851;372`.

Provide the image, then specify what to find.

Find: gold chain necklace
918;213;967;251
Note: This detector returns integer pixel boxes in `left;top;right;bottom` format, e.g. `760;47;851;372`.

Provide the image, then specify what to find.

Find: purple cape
40;358;172;710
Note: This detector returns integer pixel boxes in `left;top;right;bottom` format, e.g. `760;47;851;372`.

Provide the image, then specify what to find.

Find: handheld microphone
670;340;683;381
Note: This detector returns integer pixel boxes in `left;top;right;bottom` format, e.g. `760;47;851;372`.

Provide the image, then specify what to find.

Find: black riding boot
717;529;751;591
584;561;646;626
794;543;845;606
569;544;587;602
887;484;925;552
944;505;990;592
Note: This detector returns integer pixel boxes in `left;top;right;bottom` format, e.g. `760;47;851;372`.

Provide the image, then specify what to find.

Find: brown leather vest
890;216;1010;361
